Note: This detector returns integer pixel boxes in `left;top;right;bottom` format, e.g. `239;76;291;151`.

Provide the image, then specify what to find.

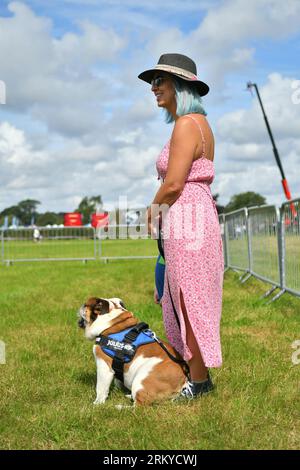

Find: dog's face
78;297;125;329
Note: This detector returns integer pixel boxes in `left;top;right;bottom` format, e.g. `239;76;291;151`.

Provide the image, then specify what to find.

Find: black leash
150;332;190;377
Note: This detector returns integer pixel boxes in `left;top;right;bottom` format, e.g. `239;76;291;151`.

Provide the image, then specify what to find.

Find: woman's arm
147;116;199;231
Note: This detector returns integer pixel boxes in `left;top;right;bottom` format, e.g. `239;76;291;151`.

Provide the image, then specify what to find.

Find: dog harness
95;322;155;383
95;322;190;383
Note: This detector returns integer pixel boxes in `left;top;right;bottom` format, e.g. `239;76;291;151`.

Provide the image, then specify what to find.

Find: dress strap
185;115;206;158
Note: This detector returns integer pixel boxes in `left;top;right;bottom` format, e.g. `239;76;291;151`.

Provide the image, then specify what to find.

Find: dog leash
148;330;190;377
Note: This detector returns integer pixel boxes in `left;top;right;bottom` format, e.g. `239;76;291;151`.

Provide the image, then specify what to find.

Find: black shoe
176;372;214;400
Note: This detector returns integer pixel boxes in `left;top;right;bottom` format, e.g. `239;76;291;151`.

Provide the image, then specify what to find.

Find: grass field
1;238;158;261
0;257;300;450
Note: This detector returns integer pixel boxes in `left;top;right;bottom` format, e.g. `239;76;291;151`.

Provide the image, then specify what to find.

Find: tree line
0;192;266;227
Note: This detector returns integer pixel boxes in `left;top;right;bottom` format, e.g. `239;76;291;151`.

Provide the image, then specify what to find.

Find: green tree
0;199;40;225
225;192;266;213
17;199;41;225
36;212;64;226
74;195;103;225
0;205;22;225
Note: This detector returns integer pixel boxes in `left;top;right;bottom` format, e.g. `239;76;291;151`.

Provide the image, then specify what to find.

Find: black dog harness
95;322;189;383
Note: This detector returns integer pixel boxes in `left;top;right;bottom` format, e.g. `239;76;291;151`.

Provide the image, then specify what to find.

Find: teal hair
164;77;207;123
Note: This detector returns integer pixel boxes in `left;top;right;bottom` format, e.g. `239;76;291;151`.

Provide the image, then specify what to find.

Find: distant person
140;53;224;399
33;227;41;242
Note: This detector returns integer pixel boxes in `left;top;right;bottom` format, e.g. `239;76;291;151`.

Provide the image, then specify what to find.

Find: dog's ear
84;297;110;321
93;298;110;316
110;298;126;310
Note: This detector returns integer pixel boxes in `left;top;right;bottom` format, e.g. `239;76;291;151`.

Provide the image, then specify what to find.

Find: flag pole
247;81;296;217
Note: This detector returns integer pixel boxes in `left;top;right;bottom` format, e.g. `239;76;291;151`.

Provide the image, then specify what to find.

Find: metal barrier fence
1;226;97;264
218;214;227;269
0;225;158;264
1;203;300;303
223;199;300;302
281;199;300;297
223;208;249;272
97;224;157;261
247;205;280;287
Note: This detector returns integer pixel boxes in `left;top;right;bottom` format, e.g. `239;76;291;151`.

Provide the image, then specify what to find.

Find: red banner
64;213;82;226
91;213;109;229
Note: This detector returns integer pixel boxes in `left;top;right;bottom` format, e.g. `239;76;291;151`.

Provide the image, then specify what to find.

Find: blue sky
0;0;300;214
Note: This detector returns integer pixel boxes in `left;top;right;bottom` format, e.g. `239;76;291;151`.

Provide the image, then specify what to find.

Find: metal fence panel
1;202;300;303
97;224;157;261
218;214;227;268
247;205;280;285
224;208;249;272
280;199;300;296
1;226;96;263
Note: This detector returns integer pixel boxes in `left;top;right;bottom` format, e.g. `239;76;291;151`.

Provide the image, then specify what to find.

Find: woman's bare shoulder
172;115;200;136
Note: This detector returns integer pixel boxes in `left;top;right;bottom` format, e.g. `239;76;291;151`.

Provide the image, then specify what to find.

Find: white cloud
213;73;300;205
217;73;300;144
0;1;126;136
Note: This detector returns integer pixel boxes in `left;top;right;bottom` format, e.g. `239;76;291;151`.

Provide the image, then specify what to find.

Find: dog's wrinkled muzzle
78;306;86;329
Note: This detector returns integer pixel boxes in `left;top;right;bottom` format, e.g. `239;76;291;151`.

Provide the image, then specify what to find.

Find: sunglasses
151;76;166;88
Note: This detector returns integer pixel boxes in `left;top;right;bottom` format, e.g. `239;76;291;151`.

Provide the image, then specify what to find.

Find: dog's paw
93;397;106;405
115;404;133;410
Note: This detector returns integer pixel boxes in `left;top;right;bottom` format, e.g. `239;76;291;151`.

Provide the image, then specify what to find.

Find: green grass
2;238;157;261
0;259;300;450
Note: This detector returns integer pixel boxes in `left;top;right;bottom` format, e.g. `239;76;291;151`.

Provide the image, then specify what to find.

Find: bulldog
78;297;187;406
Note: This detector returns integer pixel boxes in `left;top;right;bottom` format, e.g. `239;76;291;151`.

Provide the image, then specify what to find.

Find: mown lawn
1;238;157;261
0;259;299;450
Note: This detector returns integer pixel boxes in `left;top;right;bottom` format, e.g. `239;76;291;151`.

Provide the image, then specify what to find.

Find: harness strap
112;322;149;382
112;354;126;383
96;322;149;383
124;322;149;342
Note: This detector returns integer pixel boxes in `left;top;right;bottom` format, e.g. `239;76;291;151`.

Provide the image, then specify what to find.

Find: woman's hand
146;207;158;238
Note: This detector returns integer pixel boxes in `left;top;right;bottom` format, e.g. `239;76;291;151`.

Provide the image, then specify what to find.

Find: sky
0;0;299;214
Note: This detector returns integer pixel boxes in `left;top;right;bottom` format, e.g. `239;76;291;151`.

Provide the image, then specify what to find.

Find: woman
139;53;224;399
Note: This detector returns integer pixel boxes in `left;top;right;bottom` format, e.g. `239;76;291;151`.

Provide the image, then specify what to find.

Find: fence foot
232;268;241;274
240;272;252;284
266;289;286;304
260;285;277;299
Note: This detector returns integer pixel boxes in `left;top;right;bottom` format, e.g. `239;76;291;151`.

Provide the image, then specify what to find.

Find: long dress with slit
156;115;224;367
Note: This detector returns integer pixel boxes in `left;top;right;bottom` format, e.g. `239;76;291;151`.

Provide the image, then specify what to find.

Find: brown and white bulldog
78;297;187;406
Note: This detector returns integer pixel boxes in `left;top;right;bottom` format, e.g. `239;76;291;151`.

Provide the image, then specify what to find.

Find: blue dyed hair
164;76;207;123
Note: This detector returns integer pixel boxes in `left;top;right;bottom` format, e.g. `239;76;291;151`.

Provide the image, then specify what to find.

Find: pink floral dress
156;115;224;367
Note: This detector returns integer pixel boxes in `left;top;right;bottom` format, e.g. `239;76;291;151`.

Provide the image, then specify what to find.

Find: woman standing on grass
139;53;224;399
